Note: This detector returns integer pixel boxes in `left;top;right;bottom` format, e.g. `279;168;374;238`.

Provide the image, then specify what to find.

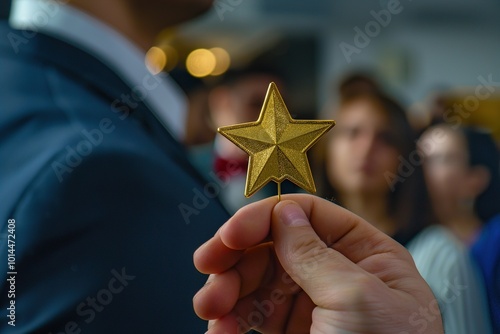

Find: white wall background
318;9;500;109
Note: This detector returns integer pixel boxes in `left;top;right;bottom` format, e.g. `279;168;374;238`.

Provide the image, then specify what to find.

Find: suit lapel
0;23;210;186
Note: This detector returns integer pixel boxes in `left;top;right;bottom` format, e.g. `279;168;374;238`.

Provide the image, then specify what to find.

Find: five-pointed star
217;82;335;197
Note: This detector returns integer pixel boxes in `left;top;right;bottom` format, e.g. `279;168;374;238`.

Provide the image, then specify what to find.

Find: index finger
193;198;275;274
194;193;408;275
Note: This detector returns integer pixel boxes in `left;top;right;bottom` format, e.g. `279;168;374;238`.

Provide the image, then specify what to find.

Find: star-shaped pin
218;82;335;198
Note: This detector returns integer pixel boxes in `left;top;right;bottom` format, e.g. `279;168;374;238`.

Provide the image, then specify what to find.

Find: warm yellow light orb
210;47;231;76
145;46;167;75
186;48;216;78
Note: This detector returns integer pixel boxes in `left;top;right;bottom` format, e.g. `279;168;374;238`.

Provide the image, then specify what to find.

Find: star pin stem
217;82;335;201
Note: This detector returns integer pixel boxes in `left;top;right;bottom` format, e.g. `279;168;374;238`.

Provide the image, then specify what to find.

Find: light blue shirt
408;225;493;334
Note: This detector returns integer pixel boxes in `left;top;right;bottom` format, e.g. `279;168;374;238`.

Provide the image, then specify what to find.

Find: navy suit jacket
0;22;228;333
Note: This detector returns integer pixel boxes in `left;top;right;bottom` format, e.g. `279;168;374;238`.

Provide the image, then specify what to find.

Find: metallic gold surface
218;82;335;198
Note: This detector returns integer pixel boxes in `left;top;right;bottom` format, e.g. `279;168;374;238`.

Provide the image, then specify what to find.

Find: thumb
271;200;359;306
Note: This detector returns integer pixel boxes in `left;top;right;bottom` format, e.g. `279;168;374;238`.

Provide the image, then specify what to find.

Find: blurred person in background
208;65;296;213
169;68;216;173
420;124;500;331
0;0;229;332
320;78;492;333
171;69;215;148
338;72;381;101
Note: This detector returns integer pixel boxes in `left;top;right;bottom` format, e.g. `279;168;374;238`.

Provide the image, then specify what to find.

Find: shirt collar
10;0;187;140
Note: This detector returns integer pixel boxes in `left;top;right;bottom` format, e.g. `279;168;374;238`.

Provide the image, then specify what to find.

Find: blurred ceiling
177;0;500;64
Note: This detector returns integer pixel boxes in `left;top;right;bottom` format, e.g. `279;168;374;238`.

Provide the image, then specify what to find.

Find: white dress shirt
10;0;187;140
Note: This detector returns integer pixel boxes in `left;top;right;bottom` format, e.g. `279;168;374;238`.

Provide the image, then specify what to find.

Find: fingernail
280;203;309;227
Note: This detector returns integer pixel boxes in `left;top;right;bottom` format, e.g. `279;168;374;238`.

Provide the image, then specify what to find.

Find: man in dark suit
0;0;228;332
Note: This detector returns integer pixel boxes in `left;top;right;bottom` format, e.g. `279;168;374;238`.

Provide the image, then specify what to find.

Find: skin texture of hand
193;194;444;334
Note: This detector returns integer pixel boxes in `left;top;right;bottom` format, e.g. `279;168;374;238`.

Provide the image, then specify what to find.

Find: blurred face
420;128;469;217
211;75;281;159
326;98;400;196
227;75;281;125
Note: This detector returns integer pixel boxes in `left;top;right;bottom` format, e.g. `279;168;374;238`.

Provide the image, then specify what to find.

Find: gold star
217;82;335;198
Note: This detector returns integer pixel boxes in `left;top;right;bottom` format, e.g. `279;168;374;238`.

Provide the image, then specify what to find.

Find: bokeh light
186;48;216;78
210;47;231;76
145;45;179;74
145;46;167;75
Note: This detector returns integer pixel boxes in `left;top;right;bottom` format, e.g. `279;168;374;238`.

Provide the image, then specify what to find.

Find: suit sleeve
1;142;226;333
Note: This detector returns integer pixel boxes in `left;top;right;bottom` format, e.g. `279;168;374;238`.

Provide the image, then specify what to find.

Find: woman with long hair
320;84;492;333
